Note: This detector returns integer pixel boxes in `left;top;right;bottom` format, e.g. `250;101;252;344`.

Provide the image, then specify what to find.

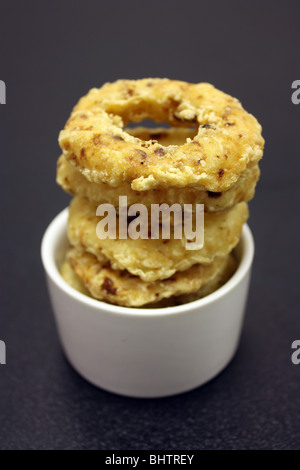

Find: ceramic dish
41;208;254;398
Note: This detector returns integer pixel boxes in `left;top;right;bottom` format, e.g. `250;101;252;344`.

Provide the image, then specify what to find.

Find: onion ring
59;78;264;192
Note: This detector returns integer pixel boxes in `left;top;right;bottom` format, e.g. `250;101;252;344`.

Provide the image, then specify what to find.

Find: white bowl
41;208;254;398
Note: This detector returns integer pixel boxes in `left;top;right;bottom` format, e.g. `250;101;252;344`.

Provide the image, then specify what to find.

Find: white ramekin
41;208;254;398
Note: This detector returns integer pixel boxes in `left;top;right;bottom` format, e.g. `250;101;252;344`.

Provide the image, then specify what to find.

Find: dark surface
0;0;300;450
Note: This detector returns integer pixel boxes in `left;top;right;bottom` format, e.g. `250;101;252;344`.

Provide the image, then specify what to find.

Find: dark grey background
0;0;299;450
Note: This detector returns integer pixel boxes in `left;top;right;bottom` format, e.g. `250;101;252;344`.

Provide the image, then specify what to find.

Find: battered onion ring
66;247;236;307
67;196;248;282
57;127;260;212
59;78;264;192
60;258;90;296
61;253;236;307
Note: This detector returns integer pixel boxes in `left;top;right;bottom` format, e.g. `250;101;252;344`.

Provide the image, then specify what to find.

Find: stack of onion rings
57;78;264;307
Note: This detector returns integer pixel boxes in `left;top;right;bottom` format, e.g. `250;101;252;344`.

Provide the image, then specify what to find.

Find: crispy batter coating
67;246;236;307
67;196;248;282
61;255;237;307
147;253;238;307
57;132;260;212
59;79;264;192
60;258;90;296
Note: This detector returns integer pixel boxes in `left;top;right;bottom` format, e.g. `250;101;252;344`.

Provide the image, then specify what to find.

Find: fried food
57;137;260;213
56;78;261;308
146;253;238;307
60;258;90;296
59;79;264;192
67;246;236;307
67;196;248;282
